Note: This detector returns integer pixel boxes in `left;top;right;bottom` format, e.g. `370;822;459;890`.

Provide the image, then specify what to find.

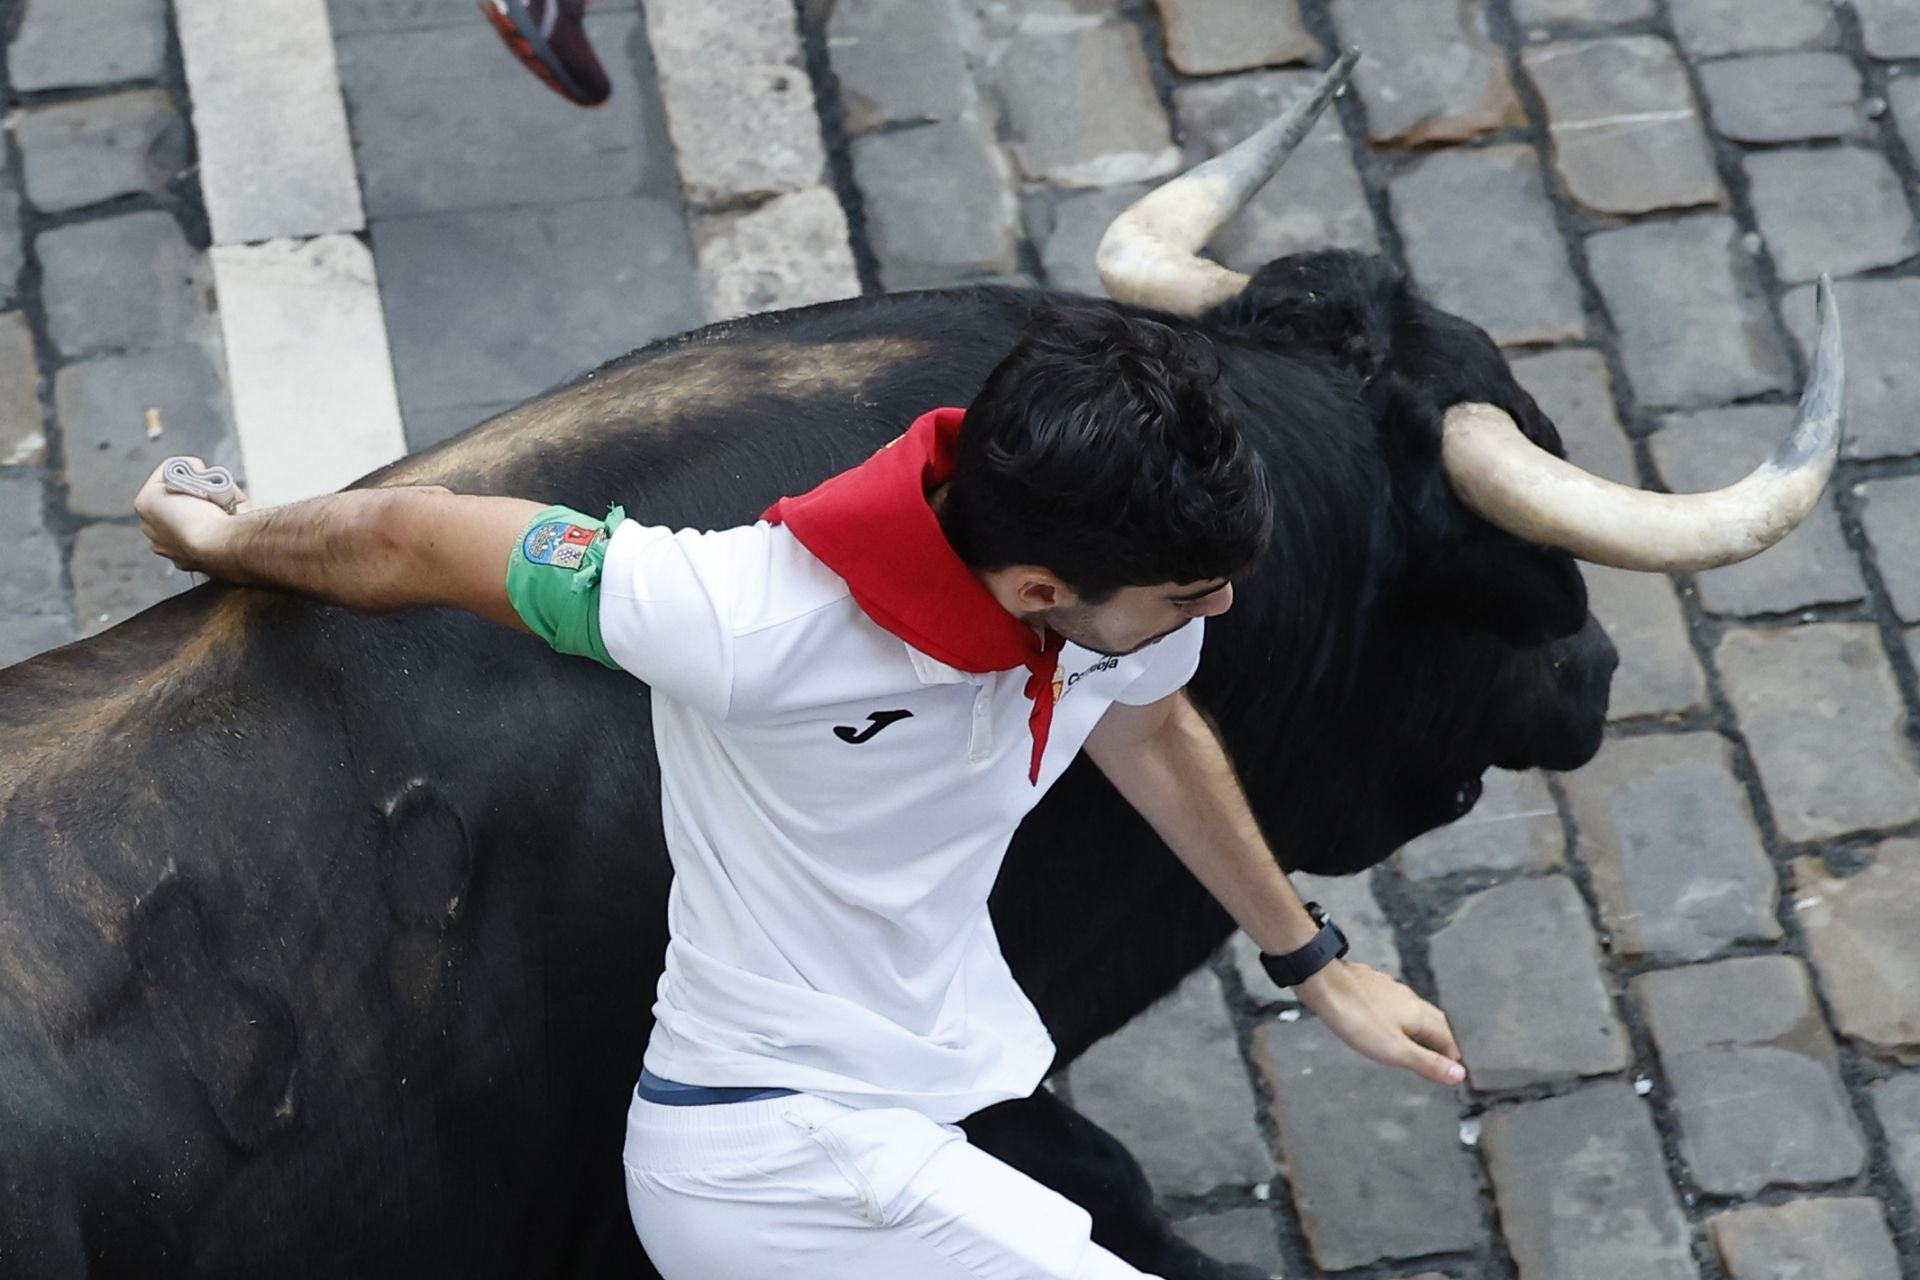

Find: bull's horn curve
1096;50;1359;315
1441;277;1845;573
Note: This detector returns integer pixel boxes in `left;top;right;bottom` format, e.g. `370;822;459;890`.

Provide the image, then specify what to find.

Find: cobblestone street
4;0;1920;1276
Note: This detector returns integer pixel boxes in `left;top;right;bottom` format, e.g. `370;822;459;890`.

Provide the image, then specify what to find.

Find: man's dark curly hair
939;305;1272;604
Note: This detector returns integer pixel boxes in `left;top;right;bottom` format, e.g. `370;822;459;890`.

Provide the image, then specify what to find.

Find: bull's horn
1441;277;1845;573
1096;50;1359;315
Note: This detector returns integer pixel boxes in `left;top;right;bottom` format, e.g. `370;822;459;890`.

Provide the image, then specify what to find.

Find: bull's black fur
0;252;1614;1279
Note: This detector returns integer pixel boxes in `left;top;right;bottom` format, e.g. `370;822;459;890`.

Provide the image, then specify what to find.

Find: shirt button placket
967;682;992;762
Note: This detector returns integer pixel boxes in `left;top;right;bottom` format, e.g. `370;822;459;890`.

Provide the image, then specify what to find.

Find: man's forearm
1087;698;1321;955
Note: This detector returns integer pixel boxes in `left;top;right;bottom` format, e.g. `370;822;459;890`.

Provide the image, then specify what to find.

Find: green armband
505;504;628;670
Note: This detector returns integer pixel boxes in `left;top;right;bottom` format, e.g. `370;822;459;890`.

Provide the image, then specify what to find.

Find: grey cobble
1784;277;1920;461
852;117;1019;289
1586;214;1793;410
1562;733;1780;963
326;0;638;36
1330;0;1523;145
1067;967;1276;1198
1895;77;1920;162
1430;875;1630;1090
1871;1072;1920;1205
1853;0;1920;59
1151;0;1319;76
1523;36;1722;217
1226;869;1401;1001
1582;566;1709;720
55;345;238;519
993;20;1178;188
1511;348;1633;482
1650;405;1866;616
1172;71;1377;272
0;313;45;467
1707;1198;1902;1280
1635;957;1865;1195
70;522;189;636
1697;54;1869;144
1717;625;1920;843
1744;148;1919;285
1171;1208;1285;1276
37;212;215;360
826;0;971;133
14;91;187;215
1665;0;1837;56
1389;145;1585;347
1252;1017;1480;1270
1511;0;1653;25
8;0;168;92
1794;839;1920;1063
1857;475;1920;622
1396;769;1563;881
1031;184;1152;297
0;168;23;310
693;188;860;322
0;471;67;624
1482;1082;1699;1280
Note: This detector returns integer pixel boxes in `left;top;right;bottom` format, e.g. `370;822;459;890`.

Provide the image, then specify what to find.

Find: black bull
0;253;1617;1279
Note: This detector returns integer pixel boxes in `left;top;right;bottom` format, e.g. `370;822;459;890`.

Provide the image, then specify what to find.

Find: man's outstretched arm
135;459;544;633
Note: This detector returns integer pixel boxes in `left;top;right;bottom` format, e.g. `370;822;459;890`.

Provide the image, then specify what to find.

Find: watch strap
1258;903;1351;987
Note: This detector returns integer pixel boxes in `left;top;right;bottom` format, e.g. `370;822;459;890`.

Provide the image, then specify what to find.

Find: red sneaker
481;0;611;108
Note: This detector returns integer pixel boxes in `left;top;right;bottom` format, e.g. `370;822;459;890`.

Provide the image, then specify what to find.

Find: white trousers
622;1088;1162;1279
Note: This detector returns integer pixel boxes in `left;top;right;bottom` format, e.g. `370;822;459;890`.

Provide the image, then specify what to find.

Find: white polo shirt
597;517;1204;1123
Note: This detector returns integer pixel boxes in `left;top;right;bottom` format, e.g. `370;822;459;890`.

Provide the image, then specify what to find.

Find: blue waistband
636;1069;799;1107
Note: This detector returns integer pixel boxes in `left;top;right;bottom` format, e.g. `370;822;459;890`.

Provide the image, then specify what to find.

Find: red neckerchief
764;407;1065;784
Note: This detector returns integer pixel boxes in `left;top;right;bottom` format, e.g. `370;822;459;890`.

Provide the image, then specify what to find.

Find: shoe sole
481;0;605;107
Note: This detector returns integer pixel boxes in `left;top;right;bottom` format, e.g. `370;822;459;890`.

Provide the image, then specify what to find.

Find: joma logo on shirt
834;710;914;744
1052;655;1121;703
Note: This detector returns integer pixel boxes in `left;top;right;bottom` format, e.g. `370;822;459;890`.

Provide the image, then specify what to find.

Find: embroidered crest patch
523;520;599;570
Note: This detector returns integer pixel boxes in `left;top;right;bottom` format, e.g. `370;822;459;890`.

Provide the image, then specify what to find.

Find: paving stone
1862;477;1920;622
648;0;829;205
1171;1209;1285;1277
1586;214;1793;410
1511;349;1632;483
1068;967;1276;1197
1855;0;1920;57
1719;626;1920;842
1481;1082;1698;1280
1390;145;1584;347
853;118;1019;289
0;612;78;668
995;20;1179;187
37;213;215;360
327;0;637;35
54;346;239;520
1396;769;1563;881
1794;838;1920;1062
1745;148;1919;285
1897;77;1920;161
1783;276;1920;462
1330;0;1523;145
826;0;971;132
1032;183;1152;297
1430;875;1630;1090
403;402;517;454
12;92;187;215
1650;405;1866;617
1666;0;1837;56
1226;868;1401;1001
0;313;45;467
0;178;23;309
1708;1198;1901;1280
1582;566;1708;720
339;11;681;219
1562;734;1779;963
373;198;703;417
1870;1073;1920;1204
1697;54;1869;144
1523;37;1721;217
1252;1017;1480;1270
694;188;861;322
1637;958;1864;1194
210;236;407;508
70;523;189;636
1152;0;1319;75
0;472;66;621
7;0;167;92
1511;0;1653;23
1172;71;1377;272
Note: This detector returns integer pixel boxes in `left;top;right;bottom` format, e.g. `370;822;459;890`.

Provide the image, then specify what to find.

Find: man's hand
135;456;253;573
1295;959;1465;1087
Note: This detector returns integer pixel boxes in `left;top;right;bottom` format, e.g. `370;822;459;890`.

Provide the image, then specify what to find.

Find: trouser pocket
793;1106;964;1228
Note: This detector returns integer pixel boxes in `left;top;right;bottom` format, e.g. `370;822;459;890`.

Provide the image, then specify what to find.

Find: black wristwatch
1258;902;1350;988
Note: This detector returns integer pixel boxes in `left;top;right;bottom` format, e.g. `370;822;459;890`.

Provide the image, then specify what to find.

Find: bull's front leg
961;1088;1274;1280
